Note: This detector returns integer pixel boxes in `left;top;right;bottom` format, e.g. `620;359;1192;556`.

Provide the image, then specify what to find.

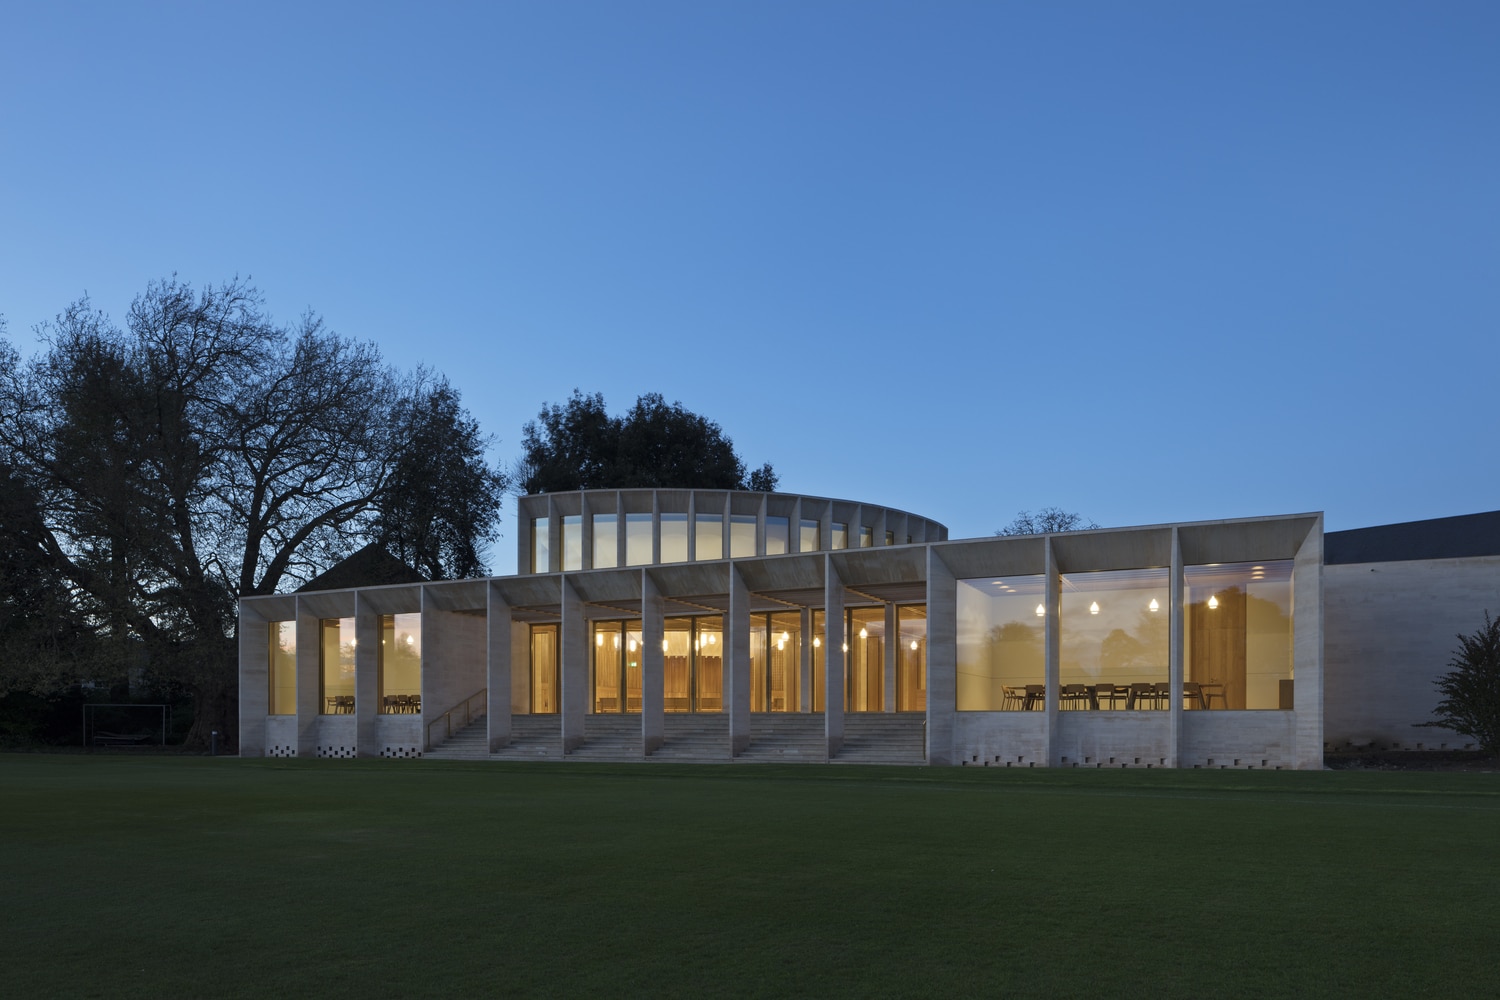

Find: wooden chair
1060;684;1090;710
1182;682;1205;711
1126;683;1154;709
1094;683;1123;709
1152;682;1172;709
1001;686;1024;711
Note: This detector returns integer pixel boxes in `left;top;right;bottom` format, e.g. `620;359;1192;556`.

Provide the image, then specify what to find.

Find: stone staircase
650;714;730;762
566;714;644;761
423;714;490;761
834;714;927;765
737;713;827;762
487;714;563;760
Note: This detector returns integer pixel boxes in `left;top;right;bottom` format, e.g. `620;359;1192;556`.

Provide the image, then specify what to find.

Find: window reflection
832;523;848;550
625;513;652;566
268;621;296;715
1185;560;1293;710
730;515;756;557
530;624;558;714
694;514;722;561
897;605;926;712
957;577;1044;711
592;514;617;568
561;515;582;571
320;618;356;714
800;519;819;553
379;614;421;714
530;517;549;573
859;526;873;548
1060;568;1167;710
766;516;789;555
660;512;688;563
846;607;885;712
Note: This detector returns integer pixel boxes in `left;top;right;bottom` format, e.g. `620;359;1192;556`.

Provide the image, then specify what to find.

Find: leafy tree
373;374;506;580
0;278;502;748
995;507;1101;536
520;390;777;494
1420;612;1500;755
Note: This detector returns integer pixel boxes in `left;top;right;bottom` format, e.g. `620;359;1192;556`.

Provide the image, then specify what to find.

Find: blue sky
3;1;1497;575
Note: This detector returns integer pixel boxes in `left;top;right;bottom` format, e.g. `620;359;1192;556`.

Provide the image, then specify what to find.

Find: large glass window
268;621;296;715
1186;560;1293;710
593;513;618;568
625;513;652;566
766;516;790;555
1060;568;1168;710
811;610;826;711
897;605;926;712
379;613;422;714
664;618;693;712
695;617;723;712
530;517;549;573
885;530;895;546
750;612;801;712
730;514;756;557
694;513;723;561
561;515;582;571
831;523;848;550
859;526;873;548
957;577;1045;710
319;618;355;714
591;621;643;713
530;624;558;714
661;513;688;564
847;607;885;712
799;519;820;553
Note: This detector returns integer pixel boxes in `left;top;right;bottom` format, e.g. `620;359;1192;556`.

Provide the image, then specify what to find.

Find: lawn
2;755;1497;999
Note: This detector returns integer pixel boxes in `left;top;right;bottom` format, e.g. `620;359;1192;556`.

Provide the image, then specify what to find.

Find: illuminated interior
897;605;927;712
378;613;421;713
846;607;884;712
664;616;723;712
1185;560;1293;710
530;623;558;714
811;610;826;711
1060;568;1168;709
591;620;643;713
319;617;355;714
956;576;1044;711
750;612;801;712
268;621;296;715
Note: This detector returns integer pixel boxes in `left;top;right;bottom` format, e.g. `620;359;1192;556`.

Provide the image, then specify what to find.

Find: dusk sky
3;1;1497;575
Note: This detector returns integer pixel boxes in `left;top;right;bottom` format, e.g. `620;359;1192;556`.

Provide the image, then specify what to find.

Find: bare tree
995;507;1101;536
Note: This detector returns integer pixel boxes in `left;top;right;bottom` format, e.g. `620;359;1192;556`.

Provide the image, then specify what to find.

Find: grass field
3;755;1498;999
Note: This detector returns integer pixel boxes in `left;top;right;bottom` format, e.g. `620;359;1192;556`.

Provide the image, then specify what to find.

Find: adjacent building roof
1324;510;1500;565
296;543;426;592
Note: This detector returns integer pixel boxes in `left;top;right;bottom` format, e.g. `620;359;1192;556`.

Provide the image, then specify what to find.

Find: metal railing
426;688;487;750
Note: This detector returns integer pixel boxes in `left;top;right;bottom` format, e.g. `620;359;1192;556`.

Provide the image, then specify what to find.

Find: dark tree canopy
519;390;777;494
1420;612;1500;755
995;508;1101;536
0;278;504;747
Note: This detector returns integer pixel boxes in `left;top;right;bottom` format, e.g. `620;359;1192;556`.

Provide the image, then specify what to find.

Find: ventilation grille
381;745;422;759
315;745;357;759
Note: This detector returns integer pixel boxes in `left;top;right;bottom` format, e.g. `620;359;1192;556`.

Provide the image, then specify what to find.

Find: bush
1421;612;1500;755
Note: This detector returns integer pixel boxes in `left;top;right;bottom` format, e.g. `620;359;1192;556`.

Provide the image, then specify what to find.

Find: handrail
425;688;487;750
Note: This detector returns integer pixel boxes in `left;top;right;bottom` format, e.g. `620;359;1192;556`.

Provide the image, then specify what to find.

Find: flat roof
1324;510;1500;564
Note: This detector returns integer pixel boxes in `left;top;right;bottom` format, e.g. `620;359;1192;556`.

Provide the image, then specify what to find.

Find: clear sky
3;1;1497;575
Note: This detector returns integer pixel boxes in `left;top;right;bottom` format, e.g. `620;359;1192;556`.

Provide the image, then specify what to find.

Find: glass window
1060;568;1168;710
811;610;826;711
593;513;618;568
730;514;756;558
832;523;848;550
847;607;885;712
694;513;723;561
319;618;355;714
530;517;549;573
771;612;801;712
695;617;724;712
1185;560;1293;710
561;515;582;571
665;618;693;712
800;519;820;553
379;613;421;714
268;621;296;716
897;605;926;712
767;516;790;555
625;513;652;566
661;512;688;563
591;621;642;713
957;576;1045;711
859;526;873;548
530;624;558;714
885;530;895;546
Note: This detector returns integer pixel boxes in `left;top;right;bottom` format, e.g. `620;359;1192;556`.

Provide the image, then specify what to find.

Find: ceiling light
813;637;821;648
596;634;603;647
781;631;790;643
1035;604;1046;617
662;639;669;652
1208;595;1219;610
1149;598;1159;612
405;634;414;646
859;627;868;639
708;634;717;645
910;640;919;651
777;640;785;651
628;638;637;652
1089;601;1100;615
842;642;849;652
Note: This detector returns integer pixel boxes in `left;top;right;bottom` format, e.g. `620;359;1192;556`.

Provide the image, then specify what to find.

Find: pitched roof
297;543;426;592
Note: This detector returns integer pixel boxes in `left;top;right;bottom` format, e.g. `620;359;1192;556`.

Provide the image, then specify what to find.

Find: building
237;490;1494;768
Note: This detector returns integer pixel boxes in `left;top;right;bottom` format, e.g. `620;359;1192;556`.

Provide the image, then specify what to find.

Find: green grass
3;756;1498;999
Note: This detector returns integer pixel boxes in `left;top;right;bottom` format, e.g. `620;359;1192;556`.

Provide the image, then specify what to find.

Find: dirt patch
1325;749;1500;772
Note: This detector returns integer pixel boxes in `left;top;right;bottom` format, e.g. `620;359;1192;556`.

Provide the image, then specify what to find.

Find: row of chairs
1002;682;1226;711
381;695;422;713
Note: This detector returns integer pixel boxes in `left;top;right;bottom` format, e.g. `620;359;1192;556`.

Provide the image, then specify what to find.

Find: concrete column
510;622;531;713
926;548;957;765
1044;537;1061;766
581;499;595;570
641;571;665;756
799;607;813;712
728;566;752;756
487;582;512;751
686;493;697;562
825;557;846;758
546;496;562;573
1167;528;1184;768
237;609;269;757
354;596;379;758
651;492;662;564
294;601;320;757
616;492;627;567
883;602;898;713
1293;518;1325;770
560;578;587;754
